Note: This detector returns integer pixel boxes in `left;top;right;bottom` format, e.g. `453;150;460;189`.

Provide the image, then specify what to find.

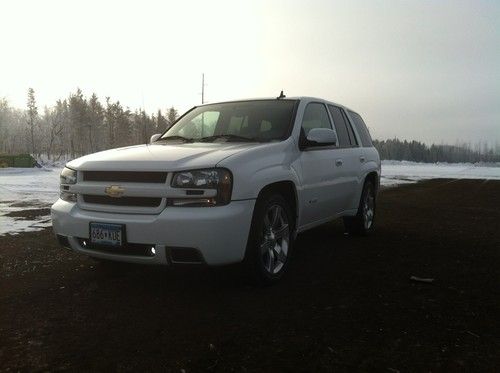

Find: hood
67;142;263;172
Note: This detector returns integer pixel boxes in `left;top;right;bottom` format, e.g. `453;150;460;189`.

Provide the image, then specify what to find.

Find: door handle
360;156;366;163
335;159;343;167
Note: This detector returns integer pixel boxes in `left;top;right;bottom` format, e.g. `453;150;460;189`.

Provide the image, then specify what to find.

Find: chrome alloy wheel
260;204;290;275
363;187;375;230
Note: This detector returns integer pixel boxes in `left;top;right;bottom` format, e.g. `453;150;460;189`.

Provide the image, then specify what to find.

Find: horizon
2;87;499;148
1;0;499;145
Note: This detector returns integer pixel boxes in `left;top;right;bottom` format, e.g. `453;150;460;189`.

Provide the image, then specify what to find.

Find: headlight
60;167;77;202
60;167;77;185
170;168;232;206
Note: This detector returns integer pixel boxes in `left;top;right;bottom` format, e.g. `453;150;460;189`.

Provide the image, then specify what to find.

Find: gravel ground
1;179;499;372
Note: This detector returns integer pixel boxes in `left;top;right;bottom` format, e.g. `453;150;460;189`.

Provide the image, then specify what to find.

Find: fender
352;158;380;208
217;139;301;201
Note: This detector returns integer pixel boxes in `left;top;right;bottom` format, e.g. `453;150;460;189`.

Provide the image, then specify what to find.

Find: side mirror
150;133;162;143
304;128;337;147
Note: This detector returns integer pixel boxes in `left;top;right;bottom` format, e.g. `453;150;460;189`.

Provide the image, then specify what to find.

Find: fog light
60;191;77;202
82;240;87;247
151;247;156;255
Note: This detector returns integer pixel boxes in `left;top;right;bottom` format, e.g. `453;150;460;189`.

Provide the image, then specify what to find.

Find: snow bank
36;154;73;169
381;160;500;186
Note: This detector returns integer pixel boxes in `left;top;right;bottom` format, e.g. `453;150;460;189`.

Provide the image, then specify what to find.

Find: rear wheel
244;194;294;285
343;180;376;235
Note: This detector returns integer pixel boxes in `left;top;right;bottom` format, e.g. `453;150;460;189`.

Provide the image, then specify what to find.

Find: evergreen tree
166;107;178;129
156;109;168;133
2;92;500;163
68;88;89;156
26;88;38;155
88;93;104;152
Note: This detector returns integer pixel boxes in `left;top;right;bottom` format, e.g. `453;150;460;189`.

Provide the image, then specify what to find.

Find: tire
343;180;376;236
244;193;294;286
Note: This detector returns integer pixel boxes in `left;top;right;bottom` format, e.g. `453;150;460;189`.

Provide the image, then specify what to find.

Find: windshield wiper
156;135;195;143
198;134;259;143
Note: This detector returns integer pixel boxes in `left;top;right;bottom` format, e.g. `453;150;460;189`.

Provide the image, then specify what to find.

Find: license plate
89;223;124;246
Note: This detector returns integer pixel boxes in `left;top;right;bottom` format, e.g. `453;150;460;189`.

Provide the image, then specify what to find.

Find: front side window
161;100;297;143
301;102;332;136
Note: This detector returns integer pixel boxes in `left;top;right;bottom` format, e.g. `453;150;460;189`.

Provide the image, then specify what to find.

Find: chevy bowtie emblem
105;185;125;198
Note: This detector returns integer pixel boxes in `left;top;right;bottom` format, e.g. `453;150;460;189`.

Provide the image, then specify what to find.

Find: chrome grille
75;170;170;213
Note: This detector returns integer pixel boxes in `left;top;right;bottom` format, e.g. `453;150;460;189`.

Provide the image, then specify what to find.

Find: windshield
160;100;297;143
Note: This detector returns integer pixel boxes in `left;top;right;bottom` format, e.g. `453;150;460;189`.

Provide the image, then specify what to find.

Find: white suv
51;96;380;284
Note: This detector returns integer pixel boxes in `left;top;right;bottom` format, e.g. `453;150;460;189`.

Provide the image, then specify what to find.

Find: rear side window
301;102;332;135
327;105;353;147
342;110;358;146
347;110;373;147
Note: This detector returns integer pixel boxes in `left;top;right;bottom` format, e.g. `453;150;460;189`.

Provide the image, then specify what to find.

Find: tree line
373;138;500;163
0;88;179;160
1;88;499;163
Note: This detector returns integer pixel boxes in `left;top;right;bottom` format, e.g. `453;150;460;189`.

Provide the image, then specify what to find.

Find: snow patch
380;161;500;186
1;161;500;235
0;167;62;236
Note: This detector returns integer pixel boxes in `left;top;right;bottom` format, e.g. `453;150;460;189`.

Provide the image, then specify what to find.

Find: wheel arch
257;180;298;231
364;170;380;194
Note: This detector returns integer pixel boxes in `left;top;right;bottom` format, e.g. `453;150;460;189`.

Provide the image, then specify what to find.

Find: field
1;179;499;371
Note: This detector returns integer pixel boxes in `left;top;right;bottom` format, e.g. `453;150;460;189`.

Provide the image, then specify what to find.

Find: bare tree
46;100;67;160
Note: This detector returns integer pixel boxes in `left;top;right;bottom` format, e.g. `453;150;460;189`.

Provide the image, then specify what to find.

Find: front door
298;102;344;226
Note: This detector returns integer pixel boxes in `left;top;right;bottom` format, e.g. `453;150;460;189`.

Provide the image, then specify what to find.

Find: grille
83;195;162;207
82;171;167;183
77;238;155;257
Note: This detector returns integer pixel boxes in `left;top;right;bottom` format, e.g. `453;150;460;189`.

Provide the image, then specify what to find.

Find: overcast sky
1;0;499;144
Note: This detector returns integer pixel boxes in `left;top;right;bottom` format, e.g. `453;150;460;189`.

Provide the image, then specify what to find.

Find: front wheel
343;180;376;236
244;194;294;285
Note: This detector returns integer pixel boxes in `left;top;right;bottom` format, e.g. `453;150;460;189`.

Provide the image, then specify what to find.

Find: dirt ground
1;179;499;372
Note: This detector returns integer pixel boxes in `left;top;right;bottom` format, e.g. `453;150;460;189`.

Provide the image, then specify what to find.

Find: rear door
327;105;361;211
345;110;376;207
346;110;374;169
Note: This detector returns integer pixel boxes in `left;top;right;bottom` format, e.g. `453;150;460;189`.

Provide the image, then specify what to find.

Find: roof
197;96;357;114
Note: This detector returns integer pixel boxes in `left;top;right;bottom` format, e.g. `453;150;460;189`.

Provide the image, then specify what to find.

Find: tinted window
327;105;351;147
163;100;297;142
301;103;332;136
342;109;358;146
227;115;248;135
347;110;372;147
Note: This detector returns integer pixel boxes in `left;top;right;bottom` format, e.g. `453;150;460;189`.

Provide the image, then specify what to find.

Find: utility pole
201;73;205;104
201;73;205;136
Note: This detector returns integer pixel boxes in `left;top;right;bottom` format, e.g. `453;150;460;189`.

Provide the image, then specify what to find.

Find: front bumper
51;199;255;265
